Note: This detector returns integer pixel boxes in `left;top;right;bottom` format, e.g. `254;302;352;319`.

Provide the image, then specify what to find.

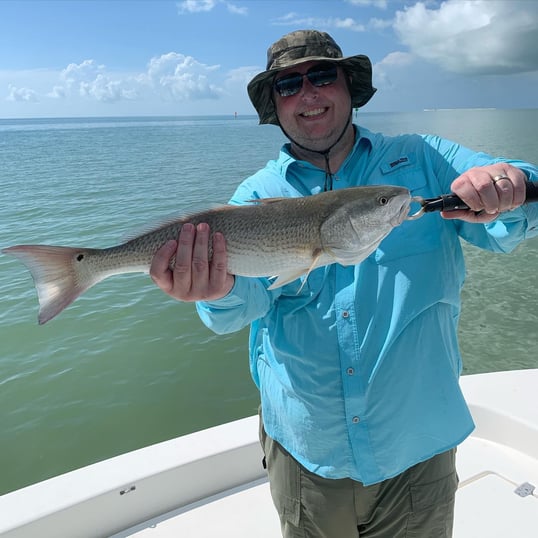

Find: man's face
273;61;352;152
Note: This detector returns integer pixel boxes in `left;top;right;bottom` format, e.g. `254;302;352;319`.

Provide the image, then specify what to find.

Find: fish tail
2;245;102;324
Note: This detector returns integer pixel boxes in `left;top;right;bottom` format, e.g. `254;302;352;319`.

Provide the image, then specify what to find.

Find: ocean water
1;110;537;496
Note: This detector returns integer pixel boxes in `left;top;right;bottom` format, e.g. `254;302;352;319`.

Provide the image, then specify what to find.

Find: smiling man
150;30;538;538
269;60;354;168
247;31;376;187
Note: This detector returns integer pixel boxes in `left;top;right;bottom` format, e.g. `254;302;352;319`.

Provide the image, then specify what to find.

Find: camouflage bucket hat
247;29;376;125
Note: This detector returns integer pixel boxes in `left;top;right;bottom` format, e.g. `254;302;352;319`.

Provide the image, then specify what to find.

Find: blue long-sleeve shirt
196;126;538;486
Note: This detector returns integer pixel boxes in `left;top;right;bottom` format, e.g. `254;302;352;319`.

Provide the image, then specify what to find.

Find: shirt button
352;416;360;424
342;311;349;318
346;367;354;375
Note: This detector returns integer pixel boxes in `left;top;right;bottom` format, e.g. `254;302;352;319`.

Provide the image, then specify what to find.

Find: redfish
3;186;410;324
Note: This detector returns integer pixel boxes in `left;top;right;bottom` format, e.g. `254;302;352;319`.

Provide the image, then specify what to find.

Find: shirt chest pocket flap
373;154;444;263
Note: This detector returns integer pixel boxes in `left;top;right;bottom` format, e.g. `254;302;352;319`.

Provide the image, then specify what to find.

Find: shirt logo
389;156;409;168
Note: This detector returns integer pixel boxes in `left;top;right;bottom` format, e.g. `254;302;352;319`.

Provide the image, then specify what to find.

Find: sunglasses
274;63;338;97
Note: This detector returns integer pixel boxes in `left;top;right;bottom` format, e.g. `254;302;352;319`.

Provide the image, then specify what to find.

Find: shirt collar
275;124;374;176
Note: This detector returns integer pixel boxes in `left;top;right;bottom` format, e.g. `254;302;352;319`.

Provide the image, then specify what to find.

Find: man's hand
150;222;235;302
442;164;527;223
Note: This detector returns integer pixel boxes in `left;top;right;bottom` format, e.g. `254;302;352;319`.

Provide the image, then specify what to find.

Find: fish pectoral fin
267;250;324;291
267;268;309;290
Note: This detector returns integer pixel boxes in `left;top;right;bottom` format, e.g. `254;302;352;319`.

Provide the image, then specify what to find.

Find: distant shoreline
2;107;538;122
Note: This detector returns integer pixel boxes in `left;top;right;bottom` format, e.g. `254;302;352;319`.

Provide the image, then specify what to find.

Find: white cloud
223;65;258;90
61;59;104;88
369;17;392;30
177;0;217;13
54;60;138;102
378;51;414;68
373;51;415;91
47;85;66;99
334;17;366;31
346;0;387;8
393;0;538;75
79;74;138;102
177;0;247;15
226;2;247;16
272;13;365;32
145;52;222;100
1;51;226;110
6;84;38;102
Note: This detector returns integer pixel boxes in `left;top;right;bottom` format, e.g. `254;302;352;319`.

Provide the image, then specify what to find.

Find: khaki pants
260;421;458;538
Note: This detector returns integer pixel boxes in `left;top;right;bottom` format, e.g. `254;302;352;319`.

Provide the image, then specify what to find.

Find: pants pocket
410;471;458;512
409;449;458;512
259;415;301;528
406;450;458;537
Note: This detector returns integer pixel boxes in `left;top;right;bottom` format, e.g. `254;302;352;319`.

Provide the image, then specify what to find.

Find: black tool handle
426;180;538;213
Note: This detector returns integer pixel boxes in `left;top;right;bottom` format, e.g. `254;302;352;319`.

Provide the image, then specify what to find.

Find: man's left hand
442;164;527;223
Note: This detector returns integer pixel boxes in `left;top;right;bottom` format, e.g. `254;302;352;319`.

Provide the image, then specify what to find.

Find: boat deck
114;370;538;537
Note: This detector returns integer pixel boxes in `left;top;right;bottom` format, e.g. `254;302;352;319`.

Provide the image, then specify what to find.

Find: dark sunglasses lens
275;65;338;97
308;65;337;87
275;74;303;97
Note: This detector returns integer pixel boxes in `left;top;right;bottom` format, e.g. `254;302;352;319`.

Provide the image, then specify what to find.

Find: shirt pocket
372;155;443;264
374;214;444;264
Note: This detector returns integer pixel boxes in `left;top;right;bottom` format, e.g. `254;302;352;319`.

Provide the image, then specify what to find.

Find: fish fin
122;215;183;242
123;198;286;242
267;249;324;291
246;196;288;205
121;204;234;242
295;249;324;293
2;245;102;324
267;268;309;290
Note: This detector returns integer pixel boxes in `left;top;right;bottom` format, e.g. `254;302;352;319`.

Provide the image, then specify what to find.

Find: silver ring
492;174;511;183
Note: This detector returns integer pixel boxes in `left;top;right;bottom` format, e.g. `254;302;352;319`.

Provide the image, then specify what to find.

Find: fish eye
378;196;389;205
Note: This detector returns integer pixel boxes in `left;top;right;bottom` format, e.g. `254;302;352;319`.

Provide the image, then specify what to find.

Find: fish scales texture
109;198;330;276
2;185;411;323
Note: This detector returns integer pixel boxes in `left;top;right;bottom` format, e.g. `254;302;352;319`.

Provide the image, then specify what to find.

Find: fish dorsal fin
121;214;183;242
120;203;233;242
246;196;289;205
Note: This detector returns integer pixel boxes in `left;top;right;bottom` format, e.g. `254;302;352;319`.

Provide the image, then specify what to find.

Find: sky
0;0;537;118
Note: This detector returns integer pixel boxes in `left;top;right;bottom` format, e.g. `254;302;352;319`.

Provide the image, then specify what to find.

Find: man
151;30;538;537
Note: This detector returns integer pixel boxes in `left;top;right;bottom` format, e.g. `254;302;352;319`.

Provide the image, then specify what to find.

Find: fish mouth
391;195;412;226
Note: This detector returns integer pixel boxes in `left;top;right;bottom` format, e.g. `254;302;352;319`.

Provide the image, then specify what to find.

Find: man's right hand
150;222;235;302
